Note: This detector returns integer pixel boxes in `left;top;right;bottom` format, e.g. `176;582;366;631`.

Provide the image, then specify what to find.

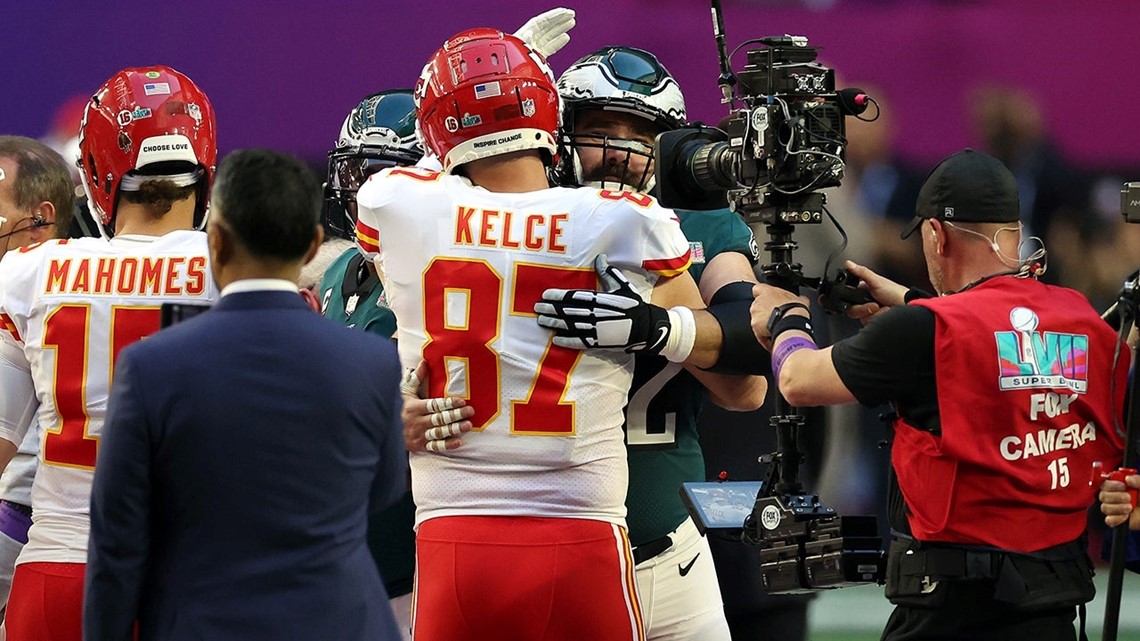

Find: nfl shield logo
521;98;536;117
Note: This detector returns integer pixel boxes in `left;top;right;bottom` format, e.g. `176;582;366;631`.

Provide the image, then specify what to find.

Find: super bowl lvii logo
995;307;1088;393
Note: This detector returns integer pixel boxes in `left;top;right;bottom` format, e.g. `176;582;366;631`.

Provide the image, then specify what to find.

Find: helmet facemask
323;143;421;239
568;131;657;193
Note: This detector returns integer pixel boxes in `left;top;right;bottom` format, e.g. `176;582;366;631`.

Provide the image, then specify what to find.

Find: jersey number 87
421;258;595;436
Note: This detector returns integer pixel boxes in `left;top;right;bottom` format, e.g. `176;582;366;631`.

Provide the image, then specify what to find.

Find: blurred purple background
3;0;1136;169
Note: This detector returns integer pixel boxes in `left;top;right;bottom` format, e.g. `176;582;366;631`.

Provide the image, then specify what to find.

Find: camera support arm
751;227;809;502
1102;271;1140;641
759;222;810;495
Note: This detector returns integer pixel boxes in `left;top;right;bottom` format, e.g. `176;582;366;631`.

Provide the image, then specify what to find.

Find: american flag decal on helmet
474;82;501;99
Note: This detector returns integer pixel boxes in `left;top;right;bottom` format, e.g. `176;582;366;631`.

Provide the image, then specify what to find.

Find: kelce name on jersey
454;206;568;253
43;255;208;296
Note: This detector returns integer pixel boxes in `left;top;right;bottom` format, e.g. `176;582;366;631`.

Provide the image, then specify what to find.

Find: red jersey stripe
356;222;380;255
0;313;21;343
642;250;692;278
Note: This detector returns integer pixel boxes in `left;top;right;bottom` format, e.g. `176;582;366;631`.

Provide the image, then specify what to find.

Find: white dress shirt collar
219;278;299;298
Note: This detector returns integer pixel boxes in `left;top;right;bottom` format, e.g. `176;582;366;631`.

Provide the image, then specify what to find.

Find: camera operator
750;148;1129;641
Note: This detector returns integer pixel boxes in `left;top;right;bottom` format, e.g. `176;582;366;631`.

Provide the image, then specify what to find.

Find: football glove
513;7;576;59
536;254;674;354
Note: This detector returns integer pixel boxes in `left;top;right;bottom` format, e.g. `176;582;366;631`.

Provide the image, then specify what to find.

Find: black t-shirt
829;303;940;535
830;304;940;433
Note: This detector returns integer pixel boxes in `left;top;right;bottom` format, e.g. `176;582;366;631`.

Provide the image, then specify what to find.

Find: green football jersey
625;208;758;546
318;248;397;339
318;247;412;596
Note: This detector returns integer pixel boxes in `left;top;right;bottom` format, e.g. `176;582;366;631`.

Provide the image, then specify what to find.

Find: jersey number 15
43;304;160;469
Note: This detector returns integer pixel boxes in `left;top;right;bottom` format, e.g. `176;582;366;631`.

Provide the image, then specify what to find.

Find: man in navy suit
84;148;407;641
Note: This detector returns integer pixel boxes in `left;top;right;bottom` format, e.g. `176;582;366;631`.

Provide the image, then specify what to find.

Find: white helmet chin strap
119;168;203;191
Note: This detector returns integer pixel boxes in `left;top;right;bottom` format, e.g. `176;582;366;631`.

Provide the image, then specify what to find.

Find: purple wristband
0;501;31;544
771;336;817;384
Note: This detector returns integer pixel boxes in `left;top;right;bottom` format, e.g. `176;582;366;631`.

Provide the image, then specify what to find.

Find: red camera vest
893;276;1127;552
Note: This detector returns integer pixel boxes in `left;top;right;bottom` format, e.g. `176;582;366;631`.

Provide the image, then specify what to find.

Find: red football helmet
415;28;560;172
78;66;217;234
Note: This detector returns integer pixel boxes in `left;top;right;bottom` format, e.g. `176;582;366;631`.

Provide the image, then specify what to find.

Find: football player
318;89;421;638
353;27;741;641
551;47;768;641
0;136;72;626
0;66;219;641
319;90;421;336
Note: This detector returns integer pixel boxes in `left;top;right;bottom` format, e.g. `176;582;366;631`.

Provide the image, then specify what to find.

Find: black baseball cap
900;148;1020;239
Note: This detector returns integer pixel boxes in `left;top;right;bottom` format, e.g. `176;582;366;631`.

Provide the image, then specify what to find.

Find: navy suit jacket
85;290;407;641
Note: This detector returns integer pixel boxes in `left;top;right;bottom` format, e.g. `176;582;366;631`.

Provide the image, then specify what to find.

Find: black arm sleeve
703;281;772;376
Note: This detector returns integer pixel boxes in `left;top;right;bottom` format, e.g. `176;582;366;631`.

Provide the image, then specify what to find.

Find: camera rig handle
744;221;887;592
756;221;871;497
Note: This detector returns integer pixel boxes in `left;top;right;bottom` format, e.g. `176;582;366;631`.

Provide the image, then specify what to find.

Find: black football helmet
323;90;423;239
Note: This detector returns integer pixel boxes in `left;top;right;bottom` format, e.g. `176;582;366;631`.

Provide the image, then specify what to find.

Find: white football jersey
356;167;691;527
0;424;41;506
0;231;217;564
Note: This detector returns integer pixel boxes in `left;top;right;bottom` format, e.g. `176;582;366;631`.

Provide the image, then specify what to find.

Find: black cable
820;204;850;285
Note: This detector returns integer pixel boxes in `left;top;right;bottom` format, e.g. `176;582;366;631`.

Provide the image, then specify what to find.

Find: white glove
513;7;576;59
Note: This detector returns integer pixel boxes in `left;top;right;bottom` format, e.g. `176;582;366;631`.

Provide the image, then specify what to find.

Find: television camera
668;0;886;593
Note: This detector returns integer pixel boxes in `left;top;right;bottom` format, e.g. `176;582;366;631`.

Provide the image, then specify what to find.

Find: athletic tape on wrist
399;369;421;396
660;306;697;363
771;336;817;384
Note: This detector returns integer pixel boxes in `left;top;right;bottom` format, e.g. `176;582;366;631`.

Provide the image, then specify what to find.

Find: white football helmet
555;46;687;192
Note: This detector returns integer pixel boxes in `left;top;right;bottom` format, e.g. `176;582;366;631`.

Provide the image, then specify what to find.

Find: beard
580;160;650;192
